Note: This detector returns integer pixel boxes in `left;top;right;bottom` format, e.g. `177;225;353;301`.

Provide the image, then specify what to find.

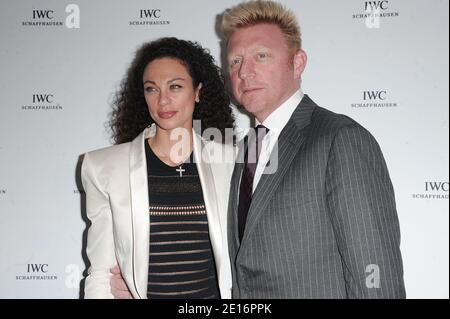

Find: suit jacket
228;95;406;298
81;125;234;299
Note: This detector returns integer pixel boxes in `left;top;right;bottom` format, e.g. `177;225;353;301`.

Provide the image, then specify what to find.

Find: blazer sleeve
325;123;406;298
81;152;117;299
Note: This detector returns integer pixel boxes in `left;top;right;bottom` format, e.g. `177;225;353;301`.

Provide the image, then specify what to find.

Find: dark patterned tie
238;125;269;242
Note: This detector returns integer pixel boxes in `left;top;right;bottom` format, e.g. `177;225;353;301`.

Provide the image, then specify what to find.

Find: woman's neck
149;125;193;166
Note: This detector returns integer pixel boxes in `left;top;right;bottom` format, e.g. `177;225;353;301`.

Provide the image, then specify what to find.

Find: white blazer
81;125;234;299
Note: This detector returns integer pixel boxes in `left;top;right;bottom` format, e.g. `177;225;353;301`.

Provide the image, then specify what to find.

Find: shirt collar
256;89;304;135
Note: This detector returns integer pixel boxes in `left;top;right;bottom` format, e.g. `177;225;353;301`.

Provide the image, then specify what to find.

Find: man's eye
257;53;269;59
230;58;241;66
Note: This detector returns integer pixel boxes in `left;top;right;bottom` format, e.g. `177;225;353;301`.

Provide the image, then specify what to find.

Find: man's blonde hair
221;0;302;51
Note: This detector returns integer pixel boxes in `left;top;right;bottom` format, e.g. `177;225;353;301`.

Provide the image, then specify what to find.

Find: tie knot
254;124;269;139
243;124;269;165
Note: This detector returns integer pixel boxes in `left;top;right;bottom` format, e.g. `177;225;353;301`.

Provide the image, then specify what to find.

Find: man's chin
241;101;264;114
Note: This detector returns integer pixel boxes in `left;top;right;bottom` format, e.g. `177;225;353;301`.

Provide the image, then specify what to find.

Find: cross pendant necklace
176;165;185;177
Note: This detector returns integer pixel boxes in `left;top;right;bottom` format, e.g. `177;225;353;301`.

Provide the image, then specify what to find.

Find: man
221;0;405;299
109;0;406;298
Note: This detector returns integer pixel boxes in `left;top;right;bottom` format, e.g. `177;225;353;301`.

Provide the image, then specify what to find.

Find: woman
81;37;235;299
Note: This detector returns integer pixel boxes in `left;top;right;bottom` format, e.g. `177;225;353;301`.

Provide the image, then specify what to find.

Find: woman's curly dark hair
109;37;234;144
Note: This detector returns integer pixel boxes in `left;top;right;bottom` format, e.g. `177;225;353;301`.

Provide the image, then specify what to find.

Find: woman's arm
81;152;118;299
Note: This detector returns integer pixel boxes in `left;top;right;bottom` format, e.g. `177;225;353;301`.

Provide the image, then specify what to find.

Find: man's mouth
242;87;263;94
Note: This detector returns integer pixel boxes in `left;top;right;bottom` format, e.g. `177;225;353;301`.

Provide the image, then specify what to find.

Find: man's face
227;23;306;122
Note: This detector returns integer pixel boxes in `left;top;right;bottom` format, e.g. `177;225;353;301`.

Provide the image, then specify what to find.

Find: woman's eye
144;87;156;93
170;84;182;90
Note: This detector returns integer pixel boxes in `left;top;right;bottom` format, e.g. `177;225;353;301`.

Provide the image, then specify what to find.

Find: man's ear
293;49;307;79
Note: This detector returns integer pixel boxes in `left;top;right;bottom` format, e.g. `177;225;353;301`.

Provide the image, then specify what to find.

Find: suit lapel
193;133;224;285
129;126;153;299
228;140;245;255
239;96;317;250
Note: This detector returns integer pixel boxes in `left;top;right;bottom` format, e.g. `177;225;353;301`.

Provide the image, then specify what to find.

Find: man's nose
238;59;255;80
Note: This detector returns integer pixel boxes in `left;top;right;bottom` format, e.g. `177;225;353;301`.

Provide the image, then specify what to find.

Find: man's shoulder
306;100;364;134
312;106;357;127
304;99;378;147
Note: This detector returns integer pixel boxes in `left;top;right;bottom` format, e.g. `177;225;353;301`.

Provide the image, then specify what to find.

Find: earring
195;97;200;103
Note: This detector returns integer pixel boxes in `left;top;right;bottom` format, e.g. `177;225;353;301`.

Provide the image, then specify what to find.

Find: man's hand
110;265;133;299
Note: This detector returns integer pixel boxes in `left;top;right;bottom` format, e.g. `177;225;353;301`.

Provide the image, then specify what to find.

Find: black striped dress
145;139;220;299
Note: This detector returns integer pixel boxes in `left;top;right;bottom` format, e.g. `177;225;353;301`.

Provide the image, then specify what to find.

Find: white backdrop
0;0;448;299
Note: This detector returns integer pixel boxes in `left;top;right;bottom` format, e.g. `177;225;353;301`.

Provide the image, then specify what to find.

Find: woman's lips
158;111;177;119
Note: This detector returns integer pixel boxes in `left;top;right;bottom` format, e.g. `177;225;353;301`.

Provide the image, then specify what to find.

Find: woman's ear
195;83;203;103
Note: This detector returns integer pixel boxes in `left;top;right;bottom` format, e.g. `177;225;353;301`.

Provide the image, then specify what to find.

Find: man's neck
254;87;301;123
255;89;304;130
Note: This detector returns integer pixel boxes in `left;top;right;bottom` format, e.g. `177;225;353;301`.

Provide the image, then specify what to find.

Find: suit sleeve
81;152;117;299
325;123;406;298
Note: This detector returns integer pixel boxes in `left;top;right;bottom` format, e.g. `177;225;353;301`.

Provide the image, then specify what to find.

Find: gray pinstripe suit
228;95;406;298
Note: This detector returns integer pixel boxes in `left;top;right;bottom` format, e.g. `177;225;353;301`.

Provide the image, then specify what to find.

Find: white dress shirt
252;89;304;193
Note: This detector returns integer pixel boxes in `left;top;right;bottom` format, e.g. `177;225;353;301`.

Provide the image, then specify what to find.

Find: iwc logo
16;263;58;281
412;182;449;200
351;90;398;108
22;94;63;111
352;1;400;29
129;9;170;26
21;4;80;29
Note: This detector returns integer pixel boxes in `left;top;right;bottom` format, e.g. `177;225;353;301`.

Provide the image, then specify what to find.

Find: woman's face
143;57;201;132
